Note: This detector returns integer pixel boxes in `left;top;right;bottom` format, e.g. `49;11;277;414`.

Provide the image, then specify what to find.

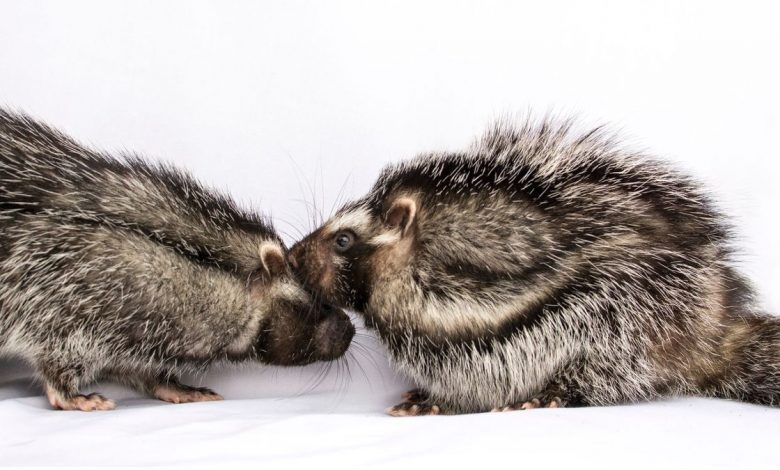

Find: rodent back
0;107;281;278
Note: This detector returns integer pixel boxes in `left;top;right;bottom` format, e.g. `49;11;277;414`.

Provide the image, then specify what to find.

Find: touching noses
316;309;355;360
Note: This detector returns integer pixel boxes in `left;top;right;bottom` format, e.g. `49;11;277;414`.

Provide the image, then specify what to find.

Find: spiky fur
291;117;780;414
0;108;279;277
0;108;354;408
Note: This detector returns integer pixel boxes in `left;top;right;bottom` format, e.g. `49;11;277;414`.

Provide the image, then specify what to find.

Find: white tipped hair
325;207;374;236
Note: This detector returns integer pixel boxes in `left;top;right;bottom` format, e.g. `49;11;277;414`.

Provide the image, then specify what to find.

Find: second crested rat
290;117;780;415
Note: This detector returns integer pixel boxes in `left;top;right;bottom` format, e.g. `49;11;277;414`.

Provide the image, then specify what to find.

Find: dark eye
333;231;355;253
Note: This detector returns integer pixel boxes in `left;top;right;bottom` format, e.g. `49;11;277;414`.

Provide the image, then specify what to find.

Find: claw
153;384;223;404
491;396;563;412
45;386;116;411
387;401;442;417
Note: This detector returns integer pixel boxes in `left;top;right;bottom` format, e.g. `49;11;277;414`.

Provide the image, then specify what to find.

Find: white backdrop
1;1;779;467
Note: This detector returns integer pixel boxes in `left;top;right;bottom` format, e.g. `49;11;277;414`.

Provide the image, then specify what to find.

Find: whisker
329;170;354;218
283;152;318;233
346;348;372;390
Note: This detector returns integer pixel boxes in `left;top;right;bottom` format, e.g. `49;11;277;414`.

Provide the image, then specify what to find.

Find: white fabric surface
2;369;780;467
1;1;780;467
2;348;780;468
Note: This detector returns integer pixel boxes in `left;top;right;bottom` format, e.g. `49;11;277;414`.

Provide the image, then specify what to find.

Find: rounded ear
260;243;287;278
384;197;417;236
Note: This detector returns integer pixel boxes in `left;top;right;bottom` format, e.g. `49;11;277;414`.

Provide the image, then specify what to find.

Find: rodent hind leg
148;375;223;404
103;369;223;404
40;364;115;411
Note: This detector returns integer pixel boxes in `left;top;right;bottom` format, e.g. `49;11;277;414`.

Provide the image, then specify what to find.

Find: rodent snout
314;306;355;361
287;251;299;270
288;243;303;270
288;240;329;298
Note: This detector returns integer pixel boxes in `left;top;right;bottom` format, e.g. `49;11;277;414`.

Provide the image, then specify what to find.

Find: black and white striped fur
0;109;354;411
290;118;780;415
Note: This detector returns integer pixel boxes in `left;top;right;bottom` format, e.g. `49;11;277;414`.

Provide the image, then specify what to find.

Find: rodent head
248;242;355;365
290;155;556;340
288;192;420;322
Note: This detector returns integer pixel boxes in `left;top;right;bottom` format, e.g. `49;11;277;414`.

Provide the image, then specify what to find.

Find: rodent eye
333;231;355;253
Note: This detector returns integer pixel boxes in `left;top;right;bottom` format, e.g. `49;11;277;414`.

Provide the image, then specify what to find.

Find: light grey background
1;1;779;467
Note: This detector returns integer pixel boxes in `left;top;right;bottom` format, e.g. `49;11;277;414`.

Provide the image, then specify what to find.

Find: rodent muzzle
313;305;355;361
288;239;327;294
287;241;306;272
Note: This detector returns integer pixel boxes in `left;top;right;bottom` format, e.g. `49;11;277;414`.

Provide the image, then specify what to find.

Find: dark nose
314;309;355;361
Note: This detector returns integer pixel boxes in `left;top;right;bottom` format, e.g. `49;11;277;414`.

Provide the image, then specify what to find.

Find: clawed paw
491;396;563;412
401;388;429;404
46;388;116;412
153;384;223;404
386;401;442;417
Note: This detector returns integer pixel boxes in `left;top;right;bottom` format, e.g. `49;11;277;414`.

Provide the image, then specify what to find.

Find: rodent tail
708;313;780;406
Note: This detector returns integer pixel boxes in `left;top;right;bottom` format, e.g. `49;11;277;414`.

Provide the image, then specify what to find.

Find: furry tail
709;314;780;406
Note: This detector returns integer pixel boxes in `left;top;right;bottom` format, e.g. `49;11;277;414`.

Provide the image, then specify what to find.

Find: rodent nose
315;311;355;361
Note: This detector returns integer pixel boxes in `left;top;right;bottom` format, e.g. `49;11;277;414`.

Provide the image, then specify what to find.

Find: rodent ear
385;197;417;236
260;243;287;279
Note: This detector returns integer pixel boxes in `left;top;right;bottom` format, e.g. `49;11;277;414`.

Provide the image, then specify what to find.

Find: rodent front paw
490;396;563;412
386;401;442;417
